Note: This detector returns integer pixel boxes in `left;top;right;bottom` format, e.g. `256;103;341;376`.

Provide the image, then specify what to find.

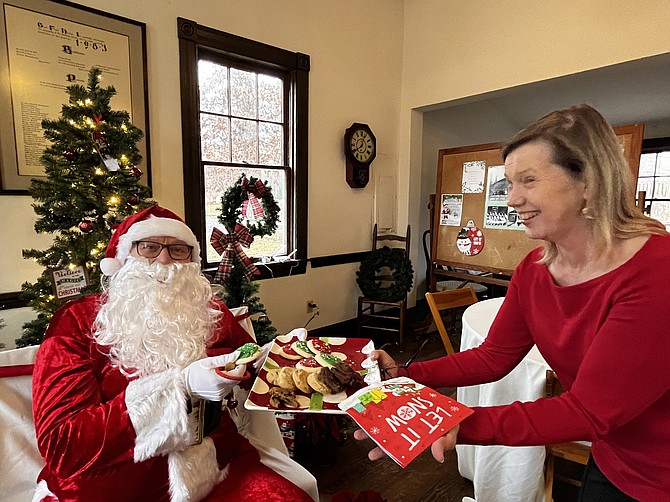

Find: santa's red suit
32;294;312;502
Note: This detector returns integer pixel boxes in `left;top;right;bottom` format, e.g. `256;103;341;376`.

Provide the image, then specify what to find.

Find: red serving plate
244;335;377;414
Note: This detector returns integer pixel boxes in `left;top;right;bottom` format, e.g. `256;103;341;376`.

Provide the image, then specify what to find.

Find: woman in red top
363;105;670;501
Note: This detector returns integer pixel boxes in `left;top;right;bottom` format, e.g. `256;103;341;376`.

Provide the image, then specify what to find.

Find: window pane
198;60;228;114
204;166;287;262
650;201;670;230
638;153;656;177
258;74;283;122
230;68;257;119
636;177;654;198
657;152;670;176
200;114;230;162
231;118;258;163
652;176;670;199
259;122;283;165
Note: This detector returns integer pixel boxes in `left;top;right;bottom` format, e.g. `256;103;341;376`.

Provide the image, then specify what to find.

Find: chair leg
357;297;364;338
399;301;406;351
545;452;555;502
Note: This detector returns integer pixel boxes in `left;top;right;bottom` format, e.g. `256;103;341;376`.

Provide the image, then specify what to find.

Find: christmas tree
16;67;153;347
212;175;279;346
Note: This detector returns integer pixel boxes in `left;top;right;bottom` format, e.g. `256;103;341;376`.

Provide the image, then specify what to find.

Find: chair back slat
425;288;478;355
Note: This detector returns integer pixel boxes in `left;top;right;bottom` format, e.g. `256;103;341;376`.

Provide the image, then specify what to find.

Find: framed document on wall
0;0;149;193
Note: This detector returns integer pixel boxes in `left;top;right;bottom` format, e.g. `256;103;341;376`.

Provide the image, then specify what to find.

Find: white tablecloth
456;297;549;502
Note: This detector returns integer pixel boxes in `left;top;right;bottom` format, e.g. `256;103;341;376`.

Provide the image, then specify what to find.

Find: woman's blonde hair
502;104;666;263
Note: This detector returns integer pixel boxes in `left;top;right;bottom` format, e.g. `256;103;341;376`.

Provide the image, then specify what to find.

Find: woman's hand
430;424;459;463
353;424;460;463
367;350;399;379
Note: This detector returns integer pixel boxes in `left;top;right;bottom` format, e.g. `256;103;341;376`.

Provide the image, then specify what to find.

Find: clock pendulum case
344;123;376;188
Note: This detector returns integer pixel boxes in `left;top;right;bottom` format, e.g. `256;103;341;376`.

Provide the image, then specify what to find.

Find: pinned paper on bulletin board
439;194;462;226
461;160;485;193
456;220;484;256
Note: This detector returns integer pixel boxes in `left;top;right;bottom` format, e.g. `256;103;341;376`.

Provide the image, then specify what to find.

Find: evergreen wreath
217;175;280;236
356;246;414;302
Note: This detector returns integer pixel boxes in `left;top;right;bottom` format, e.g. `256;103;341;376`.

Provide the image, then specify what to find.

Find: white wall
0;0;404;333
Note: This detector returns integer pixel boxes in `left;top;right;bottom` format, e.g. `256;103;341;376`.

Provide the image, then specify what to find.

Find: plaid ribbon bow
241;177;267;221
210;225;260;281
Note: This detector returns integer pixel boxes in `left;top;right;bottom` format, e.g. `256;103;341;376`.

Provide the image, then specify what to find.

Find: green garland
356;246;414;302
217;175;280;237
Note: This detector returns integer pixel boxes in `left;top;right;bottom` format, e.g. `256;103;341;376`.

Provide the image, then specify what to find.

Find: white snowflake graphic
450;405;460;412
397;406;417;420
429;392;438;398
369;426;380;435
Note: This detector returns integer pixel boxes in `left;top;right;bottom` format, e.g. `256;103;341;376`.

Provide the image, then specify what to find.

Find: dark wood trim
309;252;368;268
177;18;309;276
642;136;670;153
0;291;28;310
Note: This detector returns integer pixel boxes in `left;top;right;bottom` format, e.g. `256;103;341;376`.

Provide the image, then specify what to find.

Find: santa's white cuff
126;368;194;462
168;437;227;502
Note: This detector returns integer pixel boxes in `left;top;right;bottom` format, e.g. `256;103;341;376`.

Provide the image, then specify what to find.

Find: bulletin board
431;125;644;276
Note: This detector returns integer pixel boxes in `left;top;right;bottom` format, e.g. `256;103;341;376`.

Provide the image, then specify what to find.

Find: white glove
183;351;246;401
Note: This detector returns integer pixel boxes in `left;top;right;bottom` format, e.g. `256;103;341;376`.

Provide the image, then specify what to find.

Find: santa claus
31;206;316;502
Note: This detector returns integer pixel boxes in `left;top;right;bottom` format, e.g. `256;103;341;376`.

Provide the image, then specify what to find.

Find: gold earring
581;207;595;220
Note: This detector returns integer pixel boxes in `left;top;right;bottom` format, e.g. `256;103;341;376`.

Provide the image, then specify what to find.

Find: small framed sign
49;265;90;300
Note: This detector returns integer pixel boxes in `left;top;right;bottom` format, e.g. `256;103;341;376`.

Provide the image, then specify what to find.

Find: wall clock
344;122;376;188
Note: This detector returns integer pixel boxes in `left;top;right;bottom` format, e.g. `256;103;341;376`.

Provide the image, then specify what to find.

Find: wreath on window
356;246;414;302
217;174;280;236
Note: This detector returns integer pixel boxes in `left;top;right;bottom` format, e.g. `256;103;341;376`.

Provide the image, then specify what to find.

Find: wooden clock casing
344;123;376;188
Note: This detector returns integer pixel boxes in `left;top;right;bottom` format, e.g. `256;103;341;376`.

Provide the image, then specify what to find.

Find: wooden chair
544;369;591;501
424;288;478;355
357;224;411;349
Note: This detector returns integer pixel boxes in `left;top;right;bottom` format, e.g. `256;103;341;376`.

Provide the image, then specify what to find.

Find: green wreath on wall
356;246;414;302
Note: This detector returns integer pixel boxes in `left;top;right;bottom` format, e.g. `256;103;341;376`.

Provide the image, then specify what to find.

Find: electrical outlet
306;300;318;313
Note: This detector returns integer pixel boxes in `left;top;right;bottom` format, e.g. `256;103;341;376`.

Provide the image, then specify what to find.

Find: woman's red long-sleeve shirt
409;234;670;501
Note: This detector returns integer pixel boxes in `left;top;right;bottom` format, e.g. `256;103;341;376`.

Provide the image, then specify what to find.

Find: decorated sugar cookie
295;357;321;372
307;338;332;354
235;342;262;364
316;352;343;368
292;340;316;358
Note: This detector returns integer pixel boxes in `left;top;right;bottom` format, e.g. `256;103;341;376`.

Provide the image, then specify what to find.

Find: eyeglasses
133;240;193;261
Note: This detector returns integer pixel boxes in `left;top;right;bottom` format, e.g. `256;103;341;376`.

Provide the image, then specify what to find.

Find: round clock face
349;129;375;163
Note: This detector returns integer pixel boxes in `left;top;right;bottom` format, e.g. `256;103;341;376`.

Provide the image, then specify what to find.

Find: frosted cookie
291;340;316;358
292;368;311;394
295;357;321;373
306;338;332;354
278;344;303;361
315;352;343;368
235;342;262;364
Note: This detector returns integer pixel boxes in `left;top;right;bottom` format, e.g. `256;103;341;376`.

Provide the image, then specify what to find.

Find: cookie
278;344;303;361
315;352;343;368
295;357;321;373
276;367;298;391
330;361;365;388
306;338;332;354
291;340;316;358
269;387;299;408
307;369;333;394
235;342;262;364
292;368;311;394
266;369;279;385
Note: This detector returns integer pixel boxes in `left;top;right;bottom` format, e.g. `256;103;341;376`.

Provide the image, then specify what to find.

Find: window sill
203;259;307;281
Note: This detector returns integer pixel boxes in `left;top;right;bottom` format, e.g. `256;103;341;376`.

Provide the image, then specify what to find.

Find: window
638;138;670;230
178;18;309;277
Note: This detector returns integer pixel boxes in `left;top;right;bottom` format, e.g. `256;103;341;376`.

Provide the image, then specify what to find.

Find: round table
456;297;550;502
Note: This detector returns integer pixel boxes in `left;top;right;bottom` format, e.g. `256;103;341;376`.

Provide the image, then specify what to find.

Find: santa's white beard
93;258;221;378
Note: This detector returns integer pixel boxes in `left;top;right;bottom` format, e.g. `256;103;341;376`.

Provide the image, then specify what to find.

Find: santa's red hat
100;205;200;276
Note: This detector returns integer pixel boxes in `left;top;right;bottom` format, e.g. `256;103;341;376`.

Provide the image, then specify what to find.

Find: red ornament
129;195;139;205
63;149;79;162
78;220;94;233
130;167;143;179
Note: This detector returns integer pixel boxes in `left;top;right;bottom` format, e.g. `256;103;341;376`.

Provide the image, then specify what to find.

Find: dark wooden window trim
177;18;309;279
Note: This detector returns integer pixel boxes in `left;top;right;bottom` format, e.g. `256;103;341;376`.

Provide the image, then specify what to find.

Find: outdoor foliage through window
198;59;288;263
